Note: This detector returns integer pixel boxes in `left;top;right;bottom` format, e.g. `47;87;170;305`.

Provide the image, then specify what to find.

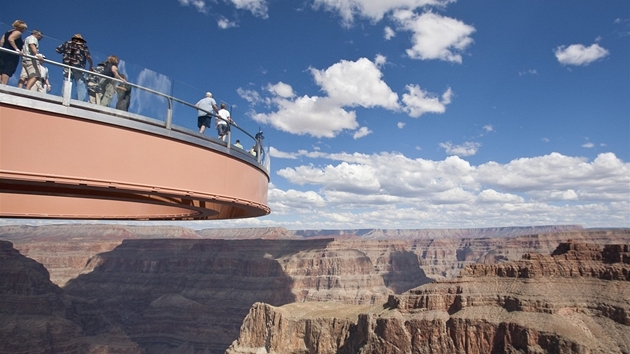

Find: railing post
62;70;72;106
165;98;173;130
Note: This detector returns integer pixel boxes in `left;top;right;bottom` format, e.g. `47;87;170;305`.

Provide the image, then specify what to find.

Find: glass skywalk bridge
0;49;270;220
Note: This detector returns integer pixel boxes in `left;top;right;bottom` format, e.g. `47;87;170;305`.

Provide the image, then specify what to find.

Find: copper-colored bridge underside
0;88;270;220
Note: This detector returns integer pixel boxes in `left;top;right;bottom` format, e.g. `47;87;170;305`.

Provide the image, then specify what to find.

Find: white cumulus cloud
554;43;610;66
353;126;372;139
402;85;452;117
268;150;629;228
392;10;475;63
313;0;455;25
241;57;418;138
310;57;399;109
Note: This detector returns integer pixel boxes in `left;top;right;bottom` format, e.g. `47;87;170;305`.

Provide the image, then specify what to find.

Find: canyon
0;224;628;353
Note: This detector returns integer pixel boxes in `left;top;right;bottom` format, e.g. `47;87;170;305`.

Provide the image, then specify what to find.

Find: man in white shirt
216;103;236;141
21;29;43;90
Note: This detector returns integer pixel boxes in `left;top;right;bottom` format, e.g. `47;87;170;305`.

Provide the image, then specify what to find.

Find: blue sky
2;0;629;230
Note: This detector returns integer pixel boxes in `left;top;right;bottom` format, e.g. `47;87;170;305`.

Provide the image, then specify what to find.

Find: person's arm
8;31;22;52
45;77;51;92
86;51;94;70
28;42;39;57
213;104;219;114
111;65;126;81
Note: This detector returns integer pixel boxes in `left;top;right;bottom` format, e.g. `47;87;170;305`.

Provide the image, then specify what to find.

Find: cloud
178;0;208;13
518;69;538;76
374;54;387;67
353;126;372;139
554;43;610;66
476;189;524;204
384;26;396;40
268;151;629;228
310;57;399;109
476;152;629;200
402;85;452;117
251;95;358;138
178;0;268;18
241;57;417;138
582;142;595;148
312;0;455;25
217;16;238;29
392;10;475;63
266;82;295;98
236;87;264;104
240;57;454;138
269;146;298;159
228;0;269;18
397;122;406;129
439;141;480;156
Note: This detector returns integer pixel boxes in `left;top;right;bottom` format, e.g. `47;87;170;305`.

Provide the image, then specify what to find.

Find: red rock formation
227;241;630;354
1;225;628;354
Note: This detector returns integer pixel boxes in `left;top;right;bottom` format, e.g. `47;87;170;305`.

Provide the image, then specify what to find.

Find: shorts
0;53;19;76
217;123;229;136
22;58;41;79
198;115;211;128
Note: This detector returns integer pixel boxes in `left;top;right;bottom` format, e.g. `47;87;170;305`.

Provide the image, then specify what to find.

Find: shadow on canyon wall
61;238;342;353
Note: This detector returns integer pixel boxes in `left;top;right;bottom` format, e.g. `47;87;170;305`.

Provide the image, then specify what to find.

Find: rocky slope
227;242;630;354
0;240;144;354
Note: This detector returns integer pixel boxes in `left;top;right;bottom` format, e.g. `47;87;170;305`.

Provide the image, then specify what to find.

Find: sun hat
71;34;86;42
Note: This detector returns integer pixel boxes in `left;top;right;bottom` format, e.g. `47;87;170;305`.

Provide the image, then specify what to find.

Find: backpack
87;62;106;94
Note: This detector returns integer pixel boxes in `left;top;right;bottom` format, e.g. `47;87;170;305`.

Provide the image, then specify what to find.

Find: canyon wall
0;224;619;288
0;225;628;353
0;240;144;354
227;242;630;354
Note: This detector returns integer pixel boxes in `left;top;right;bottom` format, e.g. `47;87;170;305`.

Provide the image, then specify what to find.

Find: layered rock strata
0;240;143;354
2;225;626;287
0;226;628;354
227;242;630;354
62;238;403;353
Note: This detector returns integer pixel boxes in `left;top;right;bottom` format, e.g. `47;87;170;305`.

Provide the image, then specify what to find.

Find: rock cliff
227;242;630;354
0;240;143;354
0;225;628;354
1;225;624;287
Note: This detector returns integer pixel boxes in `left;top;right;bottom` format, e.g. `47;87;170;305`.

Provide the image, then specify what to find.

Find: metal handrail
0;46;268;166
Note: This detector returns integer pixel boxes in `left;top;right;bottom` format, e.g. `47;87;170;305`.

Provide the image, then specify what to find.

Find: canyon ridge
0;224;628;353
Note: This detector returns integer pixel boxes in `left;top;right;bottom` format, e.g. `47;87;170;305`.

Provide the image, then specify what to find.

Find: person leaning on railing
99;55;126;107
0;20;27;85
55;34;93;102
217;102;237;141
